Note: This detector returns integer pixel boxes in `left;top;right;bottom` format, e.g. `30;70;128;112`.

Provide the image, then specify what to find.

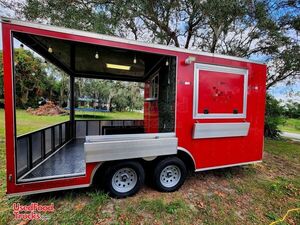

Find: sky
0;4;13;50
0;4;299;103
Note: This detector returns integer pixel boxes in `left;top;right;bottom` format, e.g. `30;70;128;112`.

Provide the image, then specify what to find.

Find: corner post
70;44;75;139
2;22;16;192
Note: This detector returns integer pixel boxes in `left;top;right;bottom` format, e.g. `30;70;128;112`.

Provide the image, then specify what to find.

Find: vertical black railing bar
27;135;33;170
64;123;66;142
33;132;43;167
65;122;69;141
86;120;89;136
69;121;71;141
74;120;77;139
51;127;55;155
59;124;62;146
58;125;61;147
65;122;67;142
68;121;71;141
99;121;102;135
98;120;101;135
41;130;45;160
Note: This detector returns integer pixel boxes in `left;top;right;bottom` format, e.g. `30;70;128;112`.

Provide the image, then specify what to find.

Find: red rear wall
176;55;266;169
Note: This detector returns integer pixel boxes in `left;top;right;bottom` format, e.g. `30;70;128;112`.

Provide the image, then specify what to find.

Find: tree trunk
20;89;29;108
107;95;113;112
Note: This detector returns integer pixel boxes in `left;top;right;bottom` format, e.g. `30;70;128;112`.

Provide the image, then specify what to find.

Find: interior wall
144;57;176;133
158;57;176;132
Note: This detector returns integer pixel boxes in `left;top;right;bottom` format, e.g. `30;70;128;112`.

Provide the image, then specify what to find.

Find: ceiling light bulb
48;47;53;53
95;52;99;59
133;55;137;64
165;60;169;66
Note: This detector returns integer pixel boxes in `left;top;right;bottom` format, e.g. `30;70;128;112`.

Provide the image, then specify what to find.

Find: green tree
284;100;300;118
2;0;298;89
76;79;144;112
13;48;49;108
46;64;69;107
111;82;144;112
0;49;69;108
265;94;286;138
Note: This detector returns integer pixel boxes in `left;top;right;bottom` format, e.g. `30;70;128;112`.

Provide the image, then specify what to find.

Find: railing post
86;120;89;136
28;135;33;170
70;44;76;140
59;124;62;146
70;75;75;139
51;127;55;153
41;130;45;159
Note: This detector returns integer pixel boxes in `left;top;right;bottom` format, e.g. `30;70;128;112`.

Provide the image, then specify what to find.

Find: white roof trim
1;17;265;65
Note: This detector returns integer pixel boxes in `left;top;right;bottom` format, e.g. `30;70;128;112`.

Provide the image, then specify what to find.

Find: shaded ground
0;139;299;225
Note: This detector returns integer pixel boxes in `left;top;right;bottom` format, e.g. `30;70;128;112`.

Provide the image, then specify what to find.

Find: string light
165;59;169;66
95;51;99;59
48;46;53;53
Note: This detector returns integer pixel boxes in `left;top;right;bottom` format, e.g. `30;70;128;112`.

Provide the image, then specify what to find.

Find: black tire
104;160;145;198
153;156;187;192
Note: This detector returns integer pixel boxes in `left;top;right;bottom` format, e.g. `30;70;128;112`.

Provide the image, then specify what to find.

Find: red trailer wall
176;56;266;169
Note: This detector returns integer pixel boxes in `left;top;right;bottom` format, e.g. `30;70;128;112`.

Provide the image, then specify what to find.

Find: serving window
193;63;248;119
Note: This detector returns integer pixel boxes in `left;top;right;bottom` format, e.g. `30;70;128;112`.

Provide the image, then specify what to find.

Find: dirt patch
27;101;68;116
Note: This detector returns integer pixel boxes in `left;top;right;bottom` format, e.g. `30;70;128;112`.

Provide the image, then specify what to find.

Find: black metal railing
15;119;144;179
16;121;71;178
75;120;144;138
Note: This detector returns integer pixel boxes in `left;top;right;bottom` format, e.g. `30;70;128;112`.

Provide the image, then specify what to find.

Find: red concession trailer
2;18;266;198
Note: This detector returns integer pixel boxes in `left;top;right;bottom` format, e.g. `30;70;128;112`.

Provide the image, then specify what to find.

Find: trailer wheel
104;161;145;198
153;157;187;192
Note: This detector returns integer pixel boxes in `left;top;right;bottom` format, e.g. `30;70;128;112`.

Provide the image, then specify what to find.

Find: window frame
193;63;248;119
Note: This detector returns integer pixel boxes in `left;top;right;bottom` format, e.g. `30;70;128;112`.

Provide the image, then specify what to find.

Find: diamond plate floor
20;139;86;182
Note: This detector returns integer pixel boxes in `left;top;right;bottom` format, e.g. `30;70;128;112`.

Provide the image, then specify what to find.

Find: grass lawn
0;110;299;224
279;118;300;134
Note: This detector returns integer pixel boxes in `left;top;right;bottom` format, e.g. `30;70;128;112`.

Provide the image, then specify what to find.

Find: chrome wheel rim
160;165;181;188
112;168;137;193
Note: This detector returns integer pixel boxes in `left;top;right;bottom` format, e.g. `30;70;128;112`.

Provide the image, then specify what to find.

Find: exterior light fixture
165;59;169;66
185;56;196;64
95;51;99;59
133;55;137;64
48;46;53;53
106;63;131;70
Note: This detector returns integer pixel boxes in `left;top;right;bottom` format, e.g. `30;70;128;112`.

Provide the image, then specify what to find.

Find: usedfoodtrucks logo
13;203;54;221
